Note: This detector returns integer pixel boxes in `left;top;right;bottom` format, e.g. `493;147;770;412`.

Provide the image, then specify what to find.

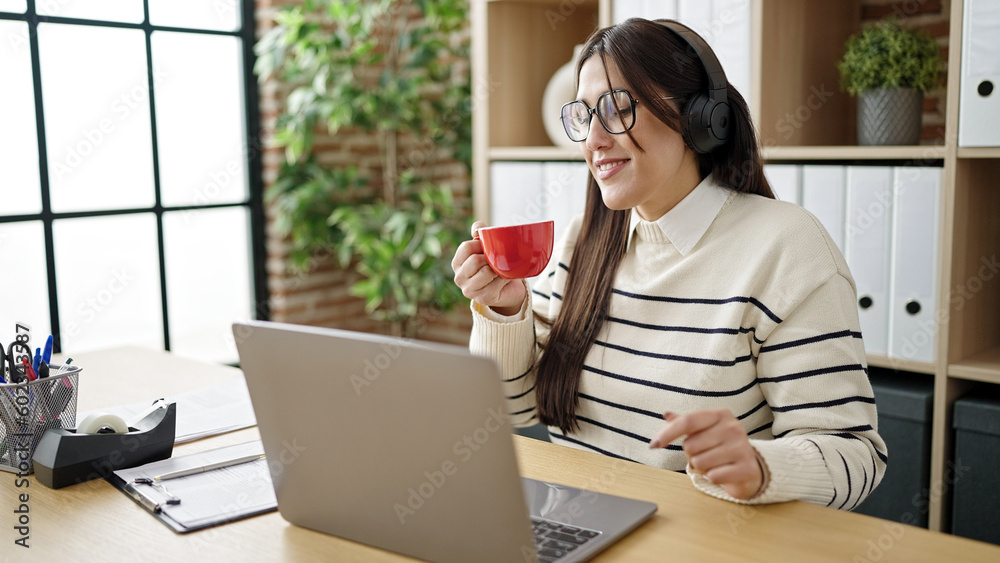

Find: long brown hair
534;18;774;434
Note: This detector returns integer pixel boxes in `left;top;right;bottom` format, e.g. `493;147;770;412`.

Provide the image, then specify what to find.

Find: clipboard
108;440;277;533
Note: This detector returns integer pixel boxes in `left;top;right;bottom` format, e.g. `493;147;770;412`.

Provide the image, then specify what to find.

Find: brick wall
860;0;950;143
255;0;474;345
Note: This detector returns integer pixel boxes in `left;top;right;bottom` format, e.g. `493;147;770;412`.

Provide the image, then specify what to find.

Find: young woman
452;18;886;508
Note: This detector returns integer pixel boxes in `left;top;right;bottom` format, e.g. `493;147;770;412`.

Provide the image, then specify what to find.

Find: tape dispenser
33;399;176;489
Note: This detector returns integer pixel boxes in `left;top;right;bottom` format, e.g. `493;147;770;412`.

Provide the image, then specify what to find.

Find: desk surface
4;347;1000;562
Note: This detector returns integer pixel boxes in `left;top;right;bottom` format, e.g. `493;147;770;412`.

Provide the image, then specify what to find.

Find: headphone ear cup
682;95;731;154
709;100;732;148
682;94;714;154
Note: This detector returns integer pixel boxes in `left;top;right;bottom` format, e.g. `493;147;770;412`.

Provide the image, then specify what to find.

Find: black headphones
656;20;732;154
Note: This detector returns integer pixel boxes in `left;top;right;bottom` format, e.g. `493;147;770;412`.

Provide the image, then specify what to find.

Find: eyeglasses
560;89;640;142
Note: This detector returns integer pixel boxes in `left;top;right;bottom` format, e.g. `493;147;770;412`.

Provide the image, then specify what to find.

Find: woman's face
576;56;701;221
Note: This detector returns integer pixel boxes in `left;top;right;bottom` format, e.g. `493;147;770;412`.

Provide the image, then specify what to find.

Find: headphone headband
654;19;732;153
656;20;729;105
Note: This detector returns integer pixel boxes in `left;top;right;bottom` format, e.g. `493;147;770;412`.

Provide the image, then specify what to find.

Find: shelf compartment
949;346;1000;384
948;158;1000;367
486;0;600;148
757;0;861;147
763;145;947;161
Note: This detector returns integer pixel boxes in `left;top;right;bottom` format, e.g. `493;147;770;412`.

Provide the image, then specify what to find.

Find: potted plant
256;0;471;337
837;19;944;146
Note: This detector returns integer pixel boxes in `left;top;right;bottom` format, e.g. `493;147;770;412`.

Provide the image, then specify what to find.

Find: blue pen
42;335;53;364
33;347;42;372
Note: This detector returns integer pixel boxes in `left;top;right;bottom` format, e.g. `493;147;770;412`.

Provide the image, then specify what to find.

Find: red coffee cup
476;220;555;279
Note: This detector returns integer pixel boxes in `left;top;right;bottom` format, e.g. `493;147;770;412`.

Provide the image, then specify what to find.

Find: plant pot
857;88;923;146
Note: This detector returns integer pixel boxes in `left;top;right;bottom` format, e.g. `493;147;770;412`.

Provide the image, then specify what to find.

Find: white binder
845;166;893;357
612;0;651;24
542;161;589;241
801;165;847;252
677;0;711;31
612;0;671;22
763;164;802;205
702;0;752;108
647;0;679;18
489;162;543;227
888;167;941;363
959;0;1000;147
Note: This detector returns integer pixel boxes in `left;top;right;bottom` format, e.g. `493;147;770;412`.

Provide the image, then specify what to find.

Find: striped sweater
470;176;887;508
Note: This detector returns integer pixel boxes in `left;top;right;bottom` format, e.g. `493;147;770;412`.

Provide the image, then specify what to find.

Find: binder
845;166;894;357
612;0;649;23
489;162;543;226
541;161;589;241
959;0;1000;147
648;0;679;18
709;0;753;108
801;165;847;252
612;1;683;23
677;0;710;30
888;167;941;363
763;164;802;205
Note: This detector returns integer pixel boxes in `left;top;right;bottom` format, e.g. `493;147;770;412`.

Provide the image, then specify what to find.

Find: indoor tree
255;0;471;336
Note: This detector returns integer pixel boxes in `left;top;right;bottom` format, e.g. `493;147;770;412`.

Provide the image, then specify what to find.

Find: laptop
233;320;656;563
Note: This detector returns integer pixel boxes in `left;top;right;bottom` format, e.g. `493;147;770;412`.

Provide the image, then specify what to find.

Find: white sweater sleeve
468;285;539;426
691;273;887;508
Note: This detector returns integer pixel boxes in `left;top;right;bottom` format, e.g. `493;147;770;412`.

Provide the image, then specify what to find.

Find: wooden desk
4;347;1000;562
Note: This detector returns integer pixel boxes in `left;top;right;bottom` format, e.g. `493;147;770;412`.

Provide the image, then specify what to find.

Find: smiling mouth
595;159;629;179
597;159;629;172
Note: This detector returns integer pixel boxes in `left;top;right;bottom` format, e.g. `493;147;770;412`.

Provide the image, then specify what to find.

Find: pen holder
0;365;81;474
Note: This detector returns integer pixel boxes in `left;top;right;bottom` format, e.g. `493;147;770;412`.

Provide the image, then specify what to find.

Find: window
0;1;266;364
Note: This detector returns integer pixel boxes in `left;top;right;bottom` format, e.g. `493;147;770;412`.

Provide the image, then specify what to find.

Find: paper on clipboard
113;440;276;532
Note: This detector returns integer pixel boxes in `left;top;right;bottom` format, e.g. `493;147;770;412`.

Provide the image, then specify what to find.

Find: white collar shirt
625;174;732;256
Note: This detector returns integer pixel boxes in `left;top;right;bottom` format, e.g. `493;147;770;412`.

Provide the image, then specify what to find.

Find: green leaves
326;183;468;323
838;20;944;96
266;160;367;271
256;0;471;334
258;0;470;163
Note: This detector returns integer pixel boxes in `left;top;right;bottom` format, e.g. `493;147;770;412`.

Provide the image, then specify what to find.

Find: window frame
0;0;268;355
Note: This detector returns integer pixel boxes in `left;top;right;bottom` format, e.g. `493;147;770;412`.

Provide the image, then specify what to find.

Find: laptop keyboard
531;517;601;562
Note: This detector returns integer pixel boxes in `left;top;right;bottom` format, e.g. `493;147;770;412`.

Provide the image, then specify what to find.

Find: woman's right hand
451;221;527;316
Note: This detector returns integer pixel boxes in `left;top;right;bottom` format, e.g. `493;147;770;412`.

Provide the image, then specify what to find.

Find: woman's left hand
649;409;764;500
